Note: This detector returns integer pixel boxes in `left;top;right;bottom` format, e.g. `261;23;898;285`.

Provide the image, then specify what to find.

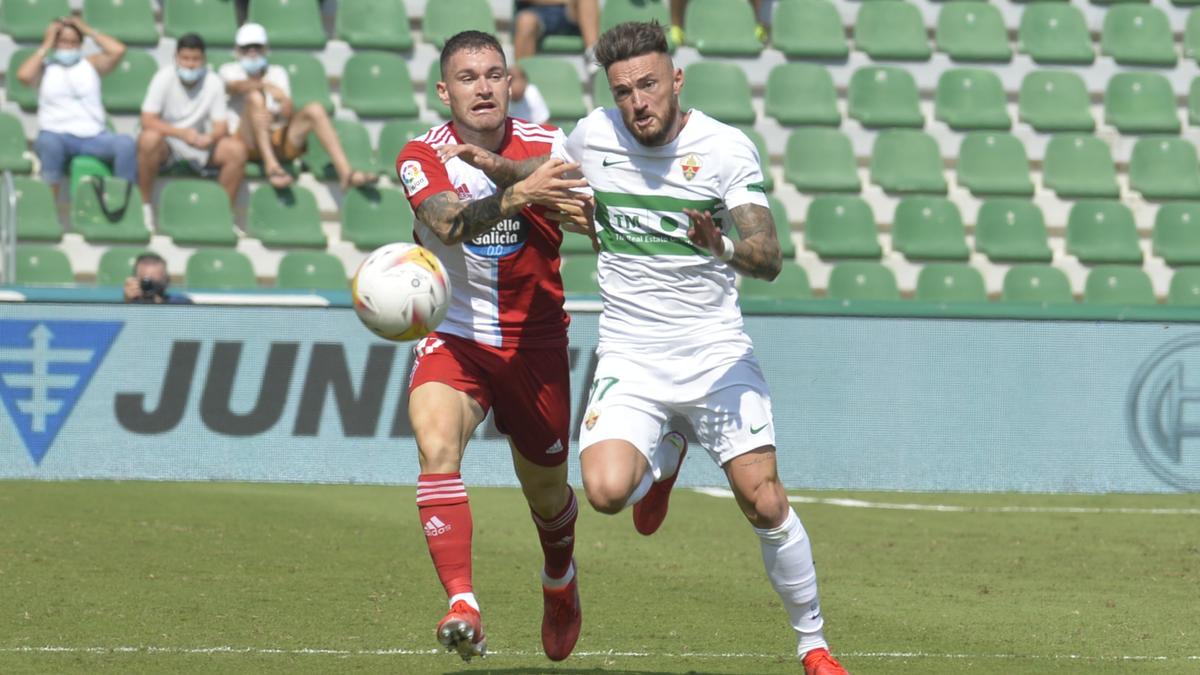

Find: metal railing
0;171;16;285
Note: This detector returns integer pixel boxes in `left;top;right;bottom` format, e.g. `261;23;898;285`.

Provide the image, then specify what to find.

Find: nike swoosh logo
750;423;768;434
602;157;628;167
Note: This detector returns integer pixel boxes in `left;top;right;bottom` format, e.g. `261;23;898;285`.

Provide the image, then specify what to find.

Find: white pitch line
692;487;1200;515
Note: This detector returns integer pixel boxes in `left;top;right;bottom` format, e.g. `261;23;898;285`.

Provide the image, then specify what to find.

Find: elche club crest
680;154;702;181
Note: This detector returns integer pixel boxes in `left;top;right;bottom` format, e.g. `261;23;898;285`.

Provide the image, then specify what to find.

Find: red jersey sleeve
396;140;455;212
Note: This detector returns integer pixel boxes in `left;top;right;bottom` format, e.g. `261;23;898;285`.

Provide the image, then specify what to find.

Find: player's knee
414;435;464;473
582;478;630;515
744;478;789;529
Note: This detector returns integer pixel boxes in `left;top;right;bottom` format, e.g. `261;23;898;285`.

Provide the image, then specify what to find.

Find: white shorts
578;350;776;467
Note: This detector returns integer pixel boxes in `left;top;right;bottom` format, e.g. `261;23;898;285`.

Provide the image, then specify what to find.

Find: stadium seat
855;1;930;61
1101;5;1176;66
341;52;419;118
1154;203;1200;266
956;133;1034;197
892;197;969;260
766;195;794;257
560;226;596;255
100;51;157;114
684;0;762;56
276;251;347;290
975;199;1052;262
601;0;671;34
157;180;238;246
248;186;327;247
560;255;600;294
1130;138;1200;200
1186;10;1200;61
270;52;334;115
1042;135;1120;198
1191;79;1200;126
425;60;451;118
765;63;839;127
423;0;495;48
1168;268;1200;305
343;187;413;250
771;0;848;59
0;112;32;173
186;249;257;289
935;2;1011;62
96;247;149;286
1017;3;1094;64
1002;265;1074;304
247;0;326;48
1066;201;1143;265
934;68;1010;130
1;0;70;42
82;0;157;46
680;62;755;125
1018;71;1095;132
7;176;61;241
163;0;236;46
870;130;947;194
377;120;435;173
15;245;72;284
71;177;149;243
803;195;882;259
6;48;39;111
915;263;987;303
739;260;812;300
848;66;924;129
827;262;900;301
335;0;413;51
784;128;861;193
68;155;111;200
591;69;614;110
1084;266;1156;305
303;119;376;182
740;127;774;192
521;57;591;122
1104;72;1180;134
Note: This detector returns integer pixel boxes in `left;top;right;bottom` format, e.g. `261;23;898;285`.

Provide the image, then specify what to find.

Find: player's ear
436;80;451;108
673;67;684;97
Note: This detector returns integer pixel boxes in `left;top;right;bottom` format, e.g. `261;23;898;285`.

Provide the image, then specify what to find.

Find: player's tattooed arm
684;204;782;280
436;143;549;187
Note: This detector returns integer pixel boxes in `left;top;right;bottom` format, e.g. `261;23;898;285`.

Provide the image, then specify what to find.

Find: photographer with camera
123;253;190;304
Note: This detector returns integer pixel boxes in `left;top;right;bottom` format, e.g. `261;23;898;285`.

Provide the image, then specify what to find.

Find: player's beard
629;95;680;147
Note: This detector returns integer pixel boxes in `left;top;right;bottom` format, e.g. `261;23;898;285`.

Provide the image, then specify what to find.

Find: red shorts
408;331;570;466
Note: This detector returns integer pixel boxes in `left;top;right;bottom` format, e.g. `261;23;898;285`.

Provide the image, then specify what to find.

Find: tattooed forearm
727;204;783;280
415;190;525;246
475;152;549;188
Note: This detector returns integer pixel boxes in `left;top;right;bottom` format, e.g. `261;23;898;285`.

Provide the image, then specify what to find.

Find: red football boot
803;647;849;674
541;564;581;661
632;431;687;536
436;600;486;662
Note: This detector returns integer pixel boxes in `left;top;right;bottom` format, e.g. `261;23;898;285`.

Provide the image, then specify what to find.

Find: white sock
754;507;828;657
542;560;575;589
627;470;653;506
651;431;685;481
448;592;480;612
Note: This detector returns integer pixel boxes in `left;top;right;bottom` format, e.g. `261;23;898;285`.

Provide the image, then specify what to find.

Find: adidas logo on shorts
424;516;451;537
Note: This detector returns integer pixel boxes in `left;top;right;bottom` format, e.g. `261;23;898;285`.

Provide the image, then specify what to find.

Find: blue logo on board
0;320;122;464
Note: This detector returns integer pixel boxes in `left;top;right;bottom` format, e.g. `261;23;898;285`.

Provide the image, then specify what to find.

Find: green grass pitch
1;481;1198;674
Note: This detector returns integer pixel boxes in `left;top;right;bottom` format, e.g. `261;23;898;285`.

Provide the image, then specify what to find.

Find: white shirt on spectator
141;66;227;132
509;83;550;125
217;61;290;134
38;59;106;137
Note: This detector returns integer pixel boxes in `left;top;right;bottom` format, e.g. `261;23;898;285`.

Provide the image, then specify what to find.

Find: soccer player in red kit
394;30;590;663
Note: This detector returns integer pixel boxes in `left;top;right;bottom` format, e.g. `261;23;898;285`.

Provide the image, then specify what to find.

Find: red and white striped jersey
396;118;570;349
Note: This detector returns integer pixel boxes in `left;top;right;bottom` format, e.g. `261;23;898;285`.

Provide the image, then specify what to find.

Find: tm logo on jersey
0;320;122;464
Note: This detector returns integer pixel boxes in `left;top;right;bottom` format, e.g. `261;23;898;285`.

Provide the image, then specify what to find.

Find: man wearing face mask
137;33;247;211
16;16;136;200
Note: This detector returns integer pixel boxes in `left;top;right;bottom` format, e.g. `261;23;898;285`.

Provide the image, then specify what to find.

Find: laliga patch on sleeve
399;160;430;196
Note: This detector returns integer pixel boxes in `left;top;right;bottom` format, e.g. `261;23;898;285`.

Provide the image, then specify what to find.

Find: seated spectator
219;23;378;190
513;0;599;64
508;65;550;124
16;17;135;200
123;252;190;304
137;33;247;213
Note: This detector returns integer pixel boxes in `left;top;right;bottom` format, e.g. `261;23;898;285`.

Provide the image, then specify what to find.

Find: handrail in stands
0;171;16;285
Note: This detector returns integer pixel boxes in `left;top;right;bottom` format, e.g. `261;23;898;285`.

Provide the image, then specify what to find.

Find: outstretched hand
514;158;589;208
546;194;599;252
684;208;726;258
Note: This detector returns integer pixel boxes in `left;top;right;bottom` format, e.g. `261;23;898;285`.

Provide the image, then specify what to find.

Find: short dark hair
176;33;206;54
55;21;83;44
439;30;505;78
133;252;166;274
594;21;670;71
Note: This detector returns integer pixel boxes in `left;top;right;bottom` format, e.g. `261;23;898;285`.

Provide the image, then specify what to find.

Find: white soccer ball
351;242;452;341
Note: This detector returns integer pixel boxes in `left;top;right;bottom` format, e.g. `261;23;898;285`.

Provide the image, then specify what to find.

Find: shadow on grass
446;669;773;675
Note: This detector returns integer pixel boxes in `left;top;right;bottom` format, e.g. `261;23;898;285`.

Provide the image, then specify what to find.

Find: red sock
531;489;578;581
417;473;473;598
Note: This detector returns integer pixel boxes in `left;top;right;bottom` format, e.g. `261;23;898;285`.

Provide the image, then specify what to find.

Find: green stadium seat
423;0;495;48
871;130;947;194
591;68;614;110
1018;71;1095;132
1186;10;1200;61
975;199;1052;262
186;249;257;289
270;52;334;115
916;263;987;303
83;0;157;45
560;255;600;295
684;0;762;56
803;195;881;259
343;187;413;250
739;261;812;300
163;0;236;47
207;51;235;71
71;177;149;243
1191;78;1200;126
520;57;590;122
1130;138;1200;200
15;245;72;284
772;0;848;59
0;112;32;173
247;0;326;48
956;133;1034;197
934;68;1010;130
1002;265;1074;304
276;251;347;290
740;127;774;192
848;66;924;129
855;1;930;61
560;227;597;255
766;195;794;257
1066;201;1143;265
68;155;111;200
1105;72;1180;134
303;119;376;182
784;128;861;193
827;262;900;301
936;2;1011;62
96;247;151;286
335;0;413;50
157;180;238;246
377;120;435;174
1;0;70;42
1084;266;1156;305
100;51;156;114
601;0;670;34
6;176;61;241
6;48;39;111
248;186;326;247
341;52;419;118
1043;135;1120;198
1168;268;1200;305
893;196;969;260
1017;3;1094;64
425;60;451;119
540;33;586;54
680;61;755;125
1154;203;1200;266
1101;5;1176;66
765;63;839;127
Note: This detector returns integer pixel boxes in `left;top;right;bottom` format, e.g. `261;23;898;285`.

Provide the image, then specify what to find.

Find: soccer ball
351;243;452;341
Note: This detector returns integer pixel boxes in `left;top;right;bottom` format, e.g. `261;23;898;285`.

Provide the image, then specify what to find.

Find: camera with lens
135;276;167;303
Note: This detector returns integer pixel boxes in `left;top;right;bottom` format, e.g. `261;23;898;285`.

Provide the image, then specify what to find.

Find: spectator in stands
513;0;599;65
508;65;550;124
670;0;770;44
17;17;136;200
123;252;190;304
137;33;247;214
219;23;378;190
